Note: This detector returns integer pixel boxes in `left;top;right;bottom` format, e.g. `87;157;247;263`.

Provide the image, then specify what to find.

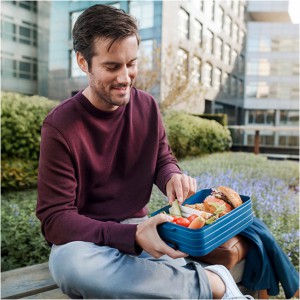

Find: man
37;4;252;299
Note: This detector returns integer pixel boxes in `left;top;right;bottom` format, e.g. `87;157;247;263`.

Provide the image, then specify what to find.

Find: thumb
153;213;173;225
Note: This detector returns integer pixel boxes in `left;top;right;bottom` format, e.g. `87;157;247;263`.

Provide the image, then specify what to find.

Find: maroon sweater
36;88;181;254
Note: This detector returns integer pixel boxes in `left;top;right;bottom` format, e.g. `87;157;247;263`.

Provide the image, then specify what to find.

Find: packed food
167;186;243;229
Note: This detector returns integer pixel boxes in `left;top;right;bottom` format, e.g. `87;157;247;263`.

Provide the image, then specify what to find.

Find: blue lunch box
151;188;253;256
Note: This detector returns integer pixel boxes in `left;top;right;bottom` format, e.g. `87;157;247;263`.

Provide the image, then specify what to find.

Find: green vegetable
169;199;182;217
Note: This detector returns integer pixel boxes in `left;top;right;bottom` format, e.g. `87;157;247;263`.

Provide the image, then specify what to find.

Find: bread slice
217;186;242;208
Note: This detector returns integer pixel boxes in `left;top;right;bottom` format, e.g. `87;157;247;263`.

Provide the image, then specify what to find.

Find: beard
88;74;135;110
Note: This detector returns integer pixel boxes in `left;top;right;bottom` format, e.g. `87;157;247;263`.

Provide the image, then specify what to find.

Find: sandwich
203;186;243;216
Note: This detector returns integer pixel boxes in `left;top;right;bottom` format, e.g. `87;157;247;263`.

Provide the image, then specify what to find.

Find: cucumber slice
169;199;182;217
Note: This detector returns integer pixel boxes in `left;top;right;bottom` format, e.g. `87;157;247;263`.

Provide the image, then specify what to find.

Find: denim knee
49;241;124;298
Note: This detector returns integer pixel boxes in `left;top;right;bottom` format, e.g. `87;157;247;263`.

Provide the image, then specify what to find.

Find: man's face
78;35;139;111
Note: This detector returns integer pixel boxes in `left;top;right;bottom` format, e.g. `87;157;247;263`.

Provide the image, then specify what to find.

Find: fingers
136;214;188;259
166;174;197;204
147;214;188;259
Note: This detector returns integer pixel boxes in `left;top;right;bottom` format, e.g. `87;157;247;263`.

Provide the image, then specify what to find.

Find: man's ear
76;52;88;73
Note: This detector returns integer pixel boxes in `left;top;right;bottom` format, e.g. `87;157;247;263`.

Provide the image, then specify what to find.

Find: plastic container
151;188;253;256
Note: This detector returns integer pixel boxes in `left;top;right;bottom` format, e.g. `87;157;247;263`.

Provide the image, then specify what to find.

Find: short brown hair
72;4;140;68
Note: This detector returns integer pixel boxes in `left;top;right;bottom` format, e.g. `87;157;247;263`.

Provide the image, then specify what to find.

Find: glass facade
244;19;299;149
129;1;154;29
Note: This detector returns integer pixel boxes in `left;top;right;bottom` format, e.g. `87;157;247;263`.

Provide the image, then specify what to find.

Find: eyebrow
102;58;138;66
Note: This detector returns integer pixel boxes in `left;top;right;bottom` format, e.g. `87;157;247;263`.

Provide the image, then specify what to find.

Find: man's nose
117;66;131;84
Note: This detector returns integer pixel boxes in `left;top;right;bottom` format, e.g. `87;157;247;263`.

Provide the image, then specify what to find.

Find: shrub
1;159;38;192
1;92;59;191
1;189;50;271
163;111;232;158
1;92;59;160
193;113;228;126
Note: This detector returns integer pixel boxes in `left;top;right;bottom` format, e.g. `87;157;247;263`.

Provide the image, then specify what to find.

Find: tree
134;43;206;114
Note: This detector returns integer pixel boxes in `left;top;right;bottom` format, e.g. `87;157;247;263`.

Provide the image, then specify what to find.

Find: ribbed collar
77;90;127;119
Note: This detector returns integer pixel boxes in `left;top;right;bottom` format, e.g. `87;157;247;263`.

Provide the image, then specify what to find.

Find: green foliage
1;159;38;192
1;92;59;160
163;111;232;159
1;189;50;271
193;113;228;127
1;92;59;191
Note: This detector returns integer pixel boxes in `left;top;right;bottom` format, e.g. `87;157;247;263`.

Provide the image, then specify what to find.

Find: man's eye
106;65;118;70
128;61;137;67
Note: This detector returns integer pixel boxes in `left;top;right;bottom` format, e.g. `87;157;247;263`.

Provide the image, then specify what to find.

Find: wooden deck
1;263;69;299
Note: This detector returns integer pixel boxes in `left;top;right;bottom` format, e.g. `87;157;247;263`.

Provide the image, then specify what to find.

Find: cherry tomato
174;217;190;227
187;214;198;223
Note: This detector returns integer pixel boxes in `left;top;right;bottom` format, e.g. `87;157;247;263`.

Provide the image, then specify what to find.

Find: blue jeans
49;241;212;299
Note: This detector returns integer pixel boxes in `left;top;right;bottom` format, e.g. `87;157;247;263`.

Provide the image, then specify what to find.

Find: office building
241;0;299;152
1;1;50;96
1;1;298;153
46;0;246;117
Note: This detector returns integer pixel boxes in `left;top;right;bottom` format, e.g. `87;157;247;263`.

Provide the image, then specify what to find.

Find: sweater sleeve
36;123;139;255
154;105;182;194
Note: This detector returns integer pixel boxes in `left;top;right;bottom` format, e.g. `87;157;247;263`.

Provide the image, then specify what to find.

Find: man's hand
166;173;197;204
135;214;188;259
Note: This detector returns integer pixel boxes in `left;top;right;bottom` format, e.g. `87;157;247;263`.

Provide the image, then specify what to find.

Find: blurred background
1;0;299;157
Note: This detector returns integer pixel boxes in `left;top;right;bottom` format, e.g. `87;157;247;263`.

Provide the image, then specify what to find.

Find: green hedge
163;111;232;158
1;189;50;271
1;92;59;191
193;113;228;127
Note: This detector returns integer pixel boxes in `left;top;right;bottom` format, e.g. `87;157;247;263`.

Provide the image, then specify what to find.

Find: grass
2;152;299;297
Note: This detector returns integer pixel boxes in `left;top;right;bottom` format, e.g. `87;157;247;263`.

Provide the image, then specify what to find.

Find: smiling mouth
112;84;129;90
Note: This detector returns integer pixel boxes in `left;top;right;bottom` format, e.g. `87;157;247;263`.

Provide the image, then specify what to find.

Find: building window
179;7;190;40
205;0;215;21
2;21;17;41
223;15;231;36
130;1;154;29
1;57;37;80
231;49;238;66
222;72;229;94
280;110;299;126
215;37;223;60
271;37;299;52
69;51;86;78
238;55;244;73
192;56;201;83
204;28;214;54
194;20;202;47
224;43;231;65
248;110;275;125
177;48;189;80
246;82;269;98
2;21;37;46
239;2;245;19
1;58;17;78
238;79;244;96
203;62;213;86
139;39;154;69
279;135;299;147
214;67;222;89
232;0;239;15
15;1;37;12
230;76;237;96
239;30;245;44
70;10;84;34
232;23;239;42
215;5;224;28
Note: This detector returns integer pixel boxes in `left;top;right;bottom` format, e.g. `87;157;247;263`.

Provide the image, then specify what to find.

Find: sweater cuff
108;223;141;255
